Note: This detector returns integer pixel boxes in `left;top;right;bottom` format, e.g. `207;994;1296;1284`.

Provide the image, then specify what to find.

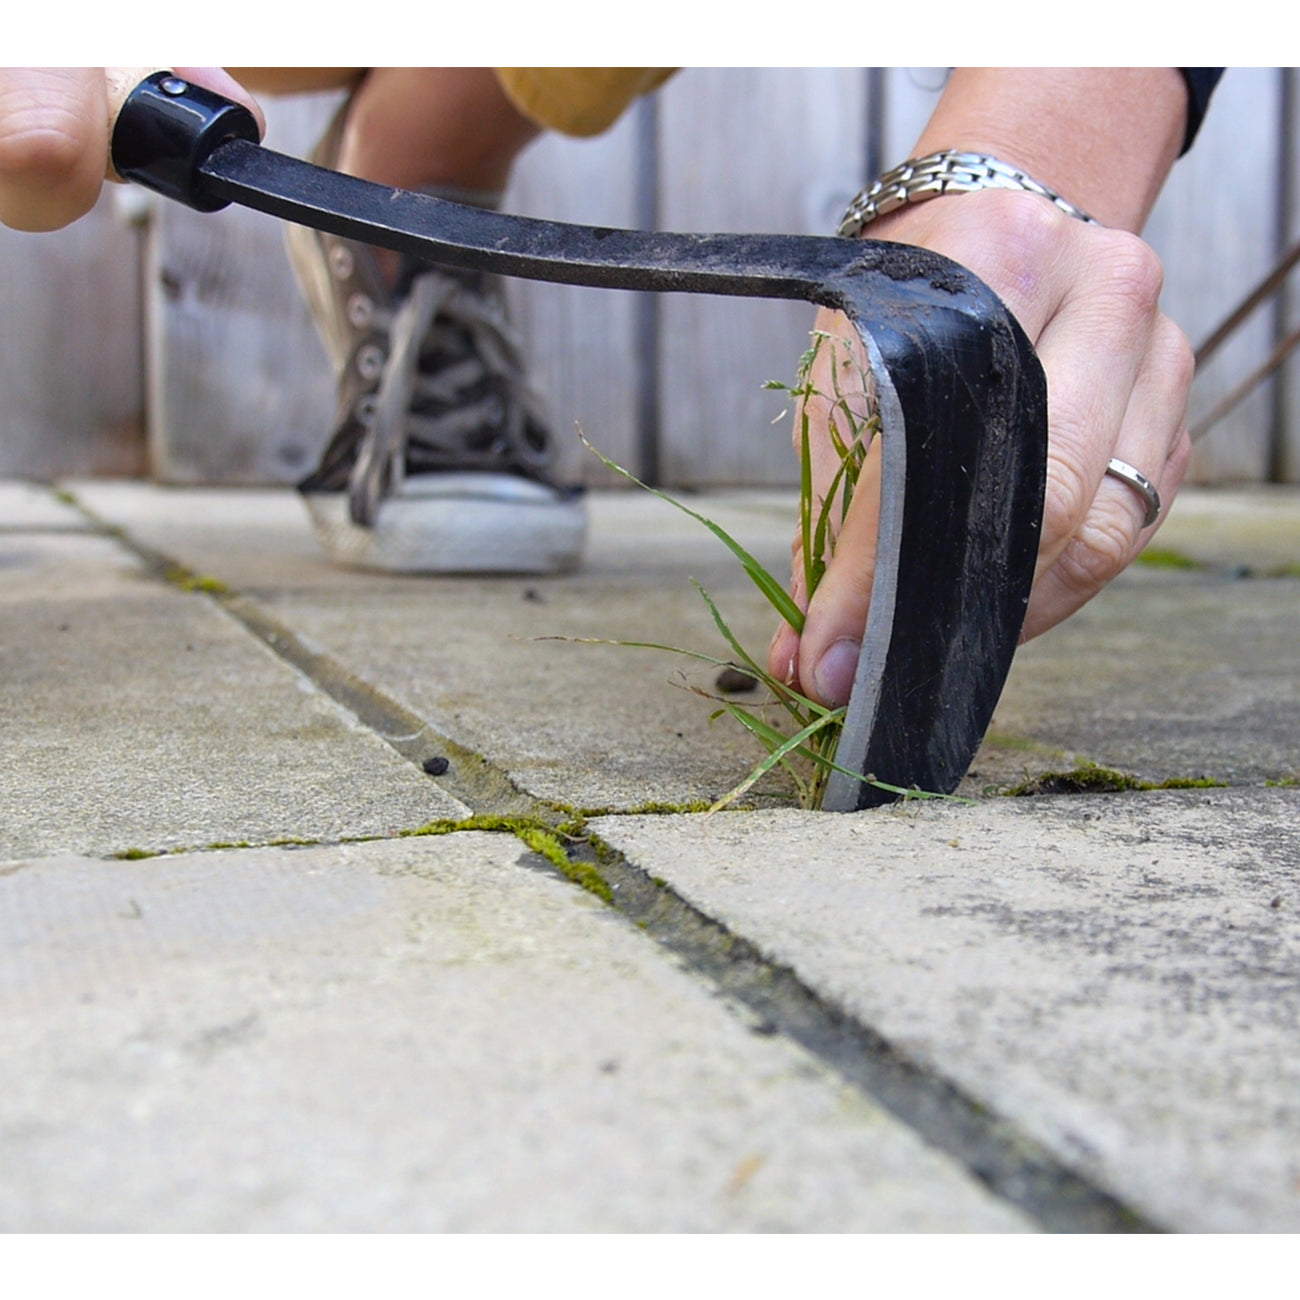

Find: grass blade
577;427;805;634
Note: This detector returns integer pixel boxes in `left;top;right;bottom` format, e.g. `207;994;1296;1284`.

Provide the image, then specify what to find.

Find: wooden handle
104;67;170;181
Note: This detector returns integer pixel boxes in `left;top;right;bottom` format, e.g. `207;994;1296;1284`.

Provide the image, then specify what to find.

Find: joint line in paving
73;492;1160;1234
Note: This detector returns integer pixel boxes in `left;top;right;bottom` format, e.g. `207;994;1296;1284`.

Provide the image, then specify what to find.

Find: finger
172;68;266;137
1028;230;1168;577
0;68;107;230
766;527;811;687
1022;314;1194;639
793;435;884;707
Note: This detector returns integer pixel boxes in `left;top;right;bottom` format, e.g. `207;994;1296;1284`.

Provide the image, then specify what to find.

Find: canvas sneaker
285;109;586;574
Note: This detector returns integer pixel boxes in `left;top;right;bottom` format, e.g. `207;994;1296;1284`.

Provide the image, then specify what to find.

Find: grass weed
567;331;940;812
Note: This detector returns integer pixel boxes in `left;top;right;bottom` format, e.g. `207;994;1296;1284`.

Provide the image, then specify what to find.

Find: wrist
906;68;1187;232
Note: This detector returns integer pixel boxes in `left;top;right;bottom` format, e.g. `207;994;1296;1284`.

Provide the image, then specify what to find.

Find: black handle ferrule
111;73;260;212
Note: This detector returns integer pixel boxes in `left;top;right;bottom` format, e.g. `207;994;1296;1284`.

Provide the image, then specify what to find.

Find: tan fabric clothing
233;68;675;139
494;68;676;137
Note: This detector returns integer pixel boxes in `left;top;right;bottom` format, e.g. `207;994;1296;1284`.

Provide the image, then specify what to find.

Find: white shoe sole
302;473;587;574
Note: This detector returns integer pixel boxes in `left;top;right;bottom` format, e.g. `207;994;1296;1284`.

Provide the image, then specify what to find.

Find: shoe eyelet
355;343;386;382
346;293;373;328
355;395;378;424
328;245;355;280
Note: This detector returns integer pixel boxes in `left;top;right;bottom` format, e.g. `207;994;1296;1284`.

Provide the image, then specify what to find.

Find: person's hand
767;188;1194;708
0;67;263;232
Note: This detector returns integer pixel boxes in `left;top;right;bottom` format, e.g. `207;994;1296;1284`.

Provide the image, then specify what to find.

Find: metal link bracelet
838;151;1167;527
836;149;1097;237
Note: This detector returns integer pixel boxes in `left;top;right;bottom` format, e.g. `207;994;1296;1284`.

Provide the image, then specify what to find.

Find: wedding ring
1105;458;1161;529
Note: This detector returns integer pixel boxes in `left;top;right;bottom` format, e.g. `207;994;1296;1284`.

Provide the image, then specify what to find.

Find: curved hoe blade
820;250;1048;809
112;75;1048;804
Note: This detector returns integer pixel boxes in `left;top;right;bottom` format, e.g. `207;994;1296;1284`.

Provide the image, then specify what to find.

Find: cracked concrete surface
3;478;1299;1230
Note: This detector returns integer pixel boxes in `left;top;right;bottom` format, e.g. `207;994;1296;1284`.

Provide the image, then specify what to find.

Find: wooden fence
2;67;1296;487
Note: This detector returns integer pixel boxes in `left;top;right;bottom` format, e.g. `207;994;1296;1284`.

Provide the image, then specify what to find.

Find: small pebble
422;756;450;776
716;664;759;693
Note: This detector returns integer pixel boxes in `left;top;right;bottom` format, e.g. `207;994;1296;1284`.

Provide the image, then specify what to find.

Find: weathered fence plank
1280;66;1300;483
3;68;1295;490
504;105;644;486
145;92;339;485
1145;66;1284;483
655;67;869;487
0;192;144;478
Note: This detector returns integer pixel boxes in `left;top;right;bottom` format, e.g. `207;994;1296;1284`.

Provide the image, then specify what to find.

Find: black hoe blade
112;73;1048;810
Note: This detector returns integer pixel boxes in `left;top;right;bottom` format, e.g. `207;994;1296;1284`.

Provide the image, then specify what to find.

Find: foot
286;99;585;575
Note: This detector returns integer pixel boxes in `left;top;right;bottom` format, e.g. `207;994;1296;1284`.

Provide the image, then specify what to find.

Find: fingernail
812;638;860;707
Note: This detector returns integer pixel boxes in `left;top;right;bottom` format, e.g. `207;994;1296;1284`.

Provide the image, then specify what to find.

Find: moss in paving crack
573;799;716;819
1133;546;1207;571
113;848;162;860
402;815;612;903
1001;761;1228;797
162;563;229;595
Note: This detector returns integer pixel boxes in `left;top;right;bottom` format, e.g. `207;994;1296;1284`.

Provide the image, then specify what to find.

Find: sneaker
285;106;586;574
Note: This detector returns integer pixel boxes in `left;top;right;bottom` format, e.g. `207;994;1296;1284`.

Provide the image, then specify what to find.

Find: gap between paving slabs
60;486;1165;1233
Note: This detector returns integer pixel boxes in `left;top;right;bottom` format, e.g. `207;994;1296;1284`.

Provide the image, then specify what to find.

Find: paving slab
976;485;1300;789
0;480;89;530
593;787;1300;1231
0;523;465;861
0;835;1030;1232
67;481;1300;809
68;481;803;809
1149;485;1300;571
977;566;1300;789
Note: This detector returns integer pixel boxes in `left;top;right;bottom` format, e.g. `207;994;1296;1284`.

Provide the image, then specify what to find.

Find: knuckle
1157;315;1197;392
1042;455;1092;549
0;74;103;229
976;194;1065;301
0;112;91;187
1054;507;1135;597
1096;229;1166;317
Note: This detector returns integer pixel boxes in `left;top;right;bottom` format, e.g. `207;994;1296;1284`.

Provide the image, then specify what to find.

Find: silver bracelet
836;149;1097;237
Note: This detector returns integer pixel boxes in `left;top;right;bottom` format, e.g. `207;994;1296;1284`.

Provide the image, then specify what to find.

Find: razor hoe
109;70;1048;811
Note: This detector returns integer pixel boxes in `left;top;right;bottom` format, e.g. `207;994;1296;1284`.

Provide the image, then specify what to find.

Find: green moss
163;564;229;595
1133;547;1207;571
1263;562;1300;579
1002;762;1228;797
575;799;716;818
113;848;161;860
402;814;612;903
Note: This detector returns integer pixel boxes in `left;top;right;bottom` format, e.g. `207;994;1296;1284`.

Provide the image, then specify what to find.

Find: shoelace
346;266;554;527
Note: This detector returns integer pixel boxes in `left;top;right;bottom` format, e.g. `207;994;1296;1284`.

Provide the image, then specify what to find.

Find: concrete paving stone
977;565;1300;789
1152;486;1300;572
68;482;806;809
0;480;89;530
0;836;1031;1232
593;787;1300;1231
0;530;466;861
974;485;1300;788
65;482;1300;806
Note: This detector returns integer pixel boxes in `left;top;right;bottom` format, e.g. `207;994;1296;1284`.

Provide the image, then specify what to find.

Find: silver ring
1105;458;1161;529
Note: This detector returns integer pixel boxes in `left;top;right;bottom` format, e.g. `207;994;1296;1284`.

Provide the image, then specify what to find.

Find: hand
768;188;1194;707
0;67;263;232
